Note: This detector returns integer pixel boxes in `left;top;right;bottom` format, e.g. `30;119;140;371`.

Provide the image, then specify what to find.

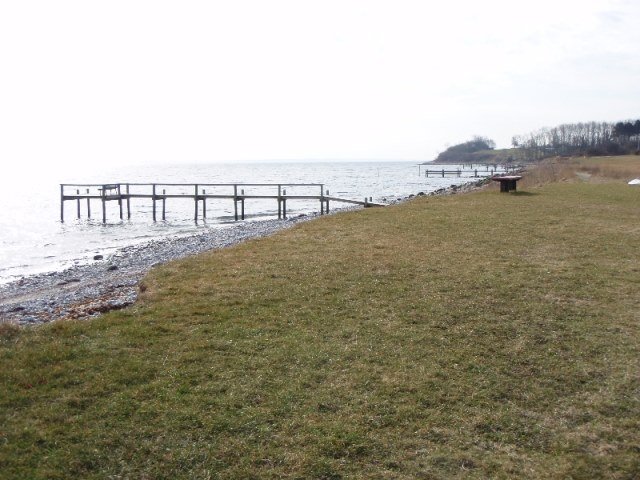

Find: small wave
0;264;30;273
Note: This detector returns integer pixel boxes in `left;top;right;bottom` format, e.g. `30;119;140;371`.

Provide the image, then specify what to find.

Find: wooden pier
60;183;386;224
418;164;522;178
424;168;496;178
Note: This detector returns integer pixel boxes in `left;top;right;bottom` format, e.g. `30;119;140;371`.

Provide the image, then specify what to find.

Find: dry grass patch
516;155;640;188
1;158;640;478
577;155;640;180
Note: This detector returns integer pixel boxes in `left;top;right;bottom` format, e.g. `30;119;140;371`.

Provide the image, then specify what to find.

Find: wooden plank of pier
324;196;385;207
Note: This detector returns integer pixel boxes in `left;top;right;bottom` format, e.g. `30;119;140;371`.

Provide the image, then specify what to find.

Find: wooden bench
491;175;523;192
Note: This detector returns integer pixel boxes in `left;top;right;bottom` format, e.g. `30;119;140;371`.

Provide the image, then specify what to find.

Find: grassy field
1;157;639;479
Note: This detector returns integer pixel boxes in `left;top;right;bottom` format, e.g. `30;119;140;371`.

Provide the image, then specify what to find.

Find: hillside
426;147;522;165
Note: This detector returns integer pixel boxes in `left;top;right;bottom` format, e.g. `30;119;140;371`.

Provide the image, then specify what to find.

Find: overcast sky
1;0;639;169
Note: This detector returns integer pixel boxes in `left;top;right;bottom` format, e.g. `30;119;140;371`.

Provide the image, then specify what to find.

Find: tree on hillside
512;118;639;160
613;120;640;142
434;136;496;163
464;136;495;151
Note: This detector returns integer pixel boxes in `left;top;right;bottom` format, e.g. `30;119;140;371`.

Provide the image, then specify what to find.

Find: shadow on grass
509;191;539;196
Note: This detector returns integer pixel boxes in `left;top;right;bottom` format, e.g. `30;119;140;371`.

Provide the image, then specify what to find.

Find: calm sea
0;161;488;284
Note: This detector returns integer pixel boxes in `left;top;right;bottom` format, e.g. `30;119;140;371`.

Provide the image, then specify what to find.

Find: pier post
442;169;445;178
202;189;207;219
234;185;238;221
241;189;245;220
118;184;123;220
60;185;64;222
282;188;287;219
162;189;166;220
326;189;330;213
126;184;131;219
101;185;106;224
152;184;157;222
76;189;81;219
278;185;282;219
86;189;91;218
320;184;325;214
194;184;199;222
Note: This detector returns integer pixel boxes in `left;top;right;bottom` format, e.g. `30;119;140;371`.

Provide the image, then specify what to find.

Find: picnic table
491;175;523;192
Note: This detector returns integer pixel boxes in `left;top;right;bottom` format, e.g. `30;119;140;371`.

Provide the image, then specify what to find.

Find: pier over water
60;182;386;224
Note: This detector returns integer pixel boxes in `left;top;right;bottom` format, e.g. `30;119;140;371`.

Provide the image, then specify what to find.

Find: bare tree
512;118;638;160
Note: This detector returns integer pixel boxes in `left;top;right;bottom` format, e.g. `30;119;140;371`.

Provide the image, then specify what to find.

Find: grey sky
1;0;639;170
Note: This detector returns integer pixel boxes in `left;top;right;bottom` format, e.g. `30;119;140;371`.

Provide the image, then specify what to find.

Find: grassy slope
428;147;522;165
1;160;639;479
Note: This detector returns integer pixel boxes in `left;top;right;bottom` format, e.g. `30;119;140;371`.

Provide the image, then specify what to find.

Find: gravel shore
0;179;489;326
0;214;320;326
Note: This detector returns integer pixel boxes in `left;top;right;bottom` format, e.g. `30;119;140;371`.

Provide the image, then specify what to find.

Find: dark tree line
435;136;496;163
511;119;640;161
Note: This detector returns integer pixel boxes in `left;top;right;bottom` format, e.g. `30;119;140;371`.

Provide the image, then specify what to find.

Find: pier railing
60;182;385;223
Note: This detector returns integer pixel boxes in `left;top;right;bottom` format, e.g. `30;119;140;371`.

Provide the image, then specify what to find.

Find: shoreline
0;179;489;326
0;215;321;325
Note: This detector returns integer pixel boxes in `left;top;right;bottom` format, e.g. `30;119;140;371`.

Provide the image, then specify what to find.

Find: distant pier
60;182;386;224
417;163;522;177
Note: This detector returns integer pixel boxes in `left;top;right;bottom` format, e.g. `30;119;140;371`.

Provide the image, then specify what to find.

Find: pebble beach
0;215;317;325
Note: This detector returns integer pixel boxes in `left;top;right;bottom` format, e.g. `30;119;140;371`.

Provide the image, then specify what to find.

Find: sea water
0;161;487;283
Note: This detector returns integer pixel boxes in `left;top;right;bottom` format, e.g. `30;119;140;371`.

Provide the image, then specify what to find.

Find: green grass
1;163;639;478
